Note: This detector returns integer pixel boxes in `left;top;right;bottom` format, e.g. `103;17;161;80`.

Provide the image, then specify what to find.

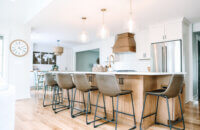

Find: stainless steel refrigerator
151;40;182;72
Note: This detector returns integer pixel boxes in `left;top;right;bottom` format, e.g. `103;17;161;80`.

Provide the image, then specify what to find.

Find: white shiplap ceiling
2;0;200;46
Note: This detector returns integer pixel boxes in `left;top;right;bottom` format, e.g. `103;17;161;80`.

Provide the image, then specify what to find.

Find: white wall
0;23;32;100
73;36;150;72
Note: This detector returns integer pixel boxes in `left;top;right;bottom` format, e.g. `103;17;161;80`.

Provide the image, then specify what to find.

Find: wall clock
10;39;29;57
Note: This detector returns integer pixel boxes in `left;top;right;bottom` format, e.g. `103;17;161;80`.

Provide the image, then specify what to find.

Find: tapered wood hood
113;32;136;53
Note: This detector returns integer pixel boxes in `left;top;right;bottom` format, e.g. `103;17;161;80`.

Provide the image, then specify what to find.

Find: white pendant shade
81;31;88;43
100;25;108;39
128;16;134;33
80;17;88;43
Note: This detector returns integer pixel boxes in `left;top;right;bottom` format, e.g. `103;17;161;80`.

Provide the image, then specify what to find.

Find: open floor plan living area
0;0;200;130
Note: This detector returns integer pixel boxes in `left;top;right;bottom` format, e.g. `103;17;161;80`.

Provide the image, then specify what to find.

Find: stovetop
115;70;136;72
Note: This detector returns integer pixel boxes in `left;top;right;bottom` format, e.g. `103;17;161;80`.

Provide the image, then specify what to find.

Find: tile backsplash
113;52;150;72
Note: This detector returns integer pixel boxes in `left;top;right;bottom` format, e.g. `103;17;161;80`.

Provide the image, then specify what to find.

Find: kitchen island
52;71;185;129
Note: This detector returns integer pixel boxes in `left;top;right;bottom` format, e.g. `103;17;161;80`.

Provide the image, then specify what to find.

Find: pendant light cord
102;11;104;25
130;0;133;15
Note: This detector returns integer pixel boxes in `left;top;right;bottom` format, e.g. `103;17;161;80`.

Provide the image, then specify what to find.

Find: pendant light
100;8;108;39
80;17;88;43
128;0;134;33
54;40;63;56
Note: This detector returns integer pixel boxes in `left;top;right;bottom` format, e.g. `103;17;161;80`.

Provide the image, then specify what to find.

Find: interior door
198;41;200;100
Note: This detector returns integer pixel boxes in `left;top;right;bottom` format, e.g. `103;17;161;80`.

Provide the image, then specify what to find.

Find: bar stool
43;73;58;107
52;73;75;113
72;74;106;125
94;74;136;130
140;75;185;130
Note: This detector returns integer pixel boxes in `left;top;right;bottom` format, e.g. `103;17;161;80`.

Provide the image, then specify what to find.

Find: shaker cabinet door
149;24;165;43
164;21;182;41
136;30;150;59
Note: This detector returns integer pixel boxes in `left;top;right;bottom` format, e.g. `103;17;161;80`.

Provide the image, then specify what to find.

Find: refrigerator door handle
162;45;167;72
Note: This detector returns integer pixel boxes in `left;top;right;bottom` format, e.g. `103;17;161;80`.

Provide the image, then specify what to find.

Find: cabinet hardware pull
119;78;124;85
89;76;93;82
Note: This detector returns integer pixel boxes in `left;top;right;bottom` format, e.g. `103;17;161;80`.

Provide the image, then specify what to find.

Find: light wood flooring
15;90;200;130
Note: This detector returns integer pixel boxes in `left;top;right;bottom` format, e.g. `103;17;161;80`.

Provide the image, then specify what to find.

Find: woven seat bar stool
52;73;75;113
140;74;185;130
94;74;136;130
71;74;107;125
43;73;59;107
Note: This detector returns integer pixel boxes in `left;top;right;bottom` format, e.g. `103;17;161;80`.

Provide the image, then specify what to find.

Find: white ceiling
2;0;200;47
0;0;53;25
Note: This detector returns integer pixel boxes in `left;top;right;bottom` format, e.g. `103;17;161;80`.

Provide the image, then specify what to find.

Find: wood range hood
113;32;136;53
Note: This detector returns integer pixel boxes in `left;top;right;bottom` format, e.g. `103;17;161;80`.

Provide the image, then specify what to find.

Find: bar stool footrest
94;115;112;128
114;110;135;117
155;122;184;130
142;112;156;119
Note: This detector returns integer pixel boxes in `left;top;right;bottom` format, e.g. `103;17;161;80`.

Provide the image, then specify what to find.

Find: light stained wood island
54;72;185;129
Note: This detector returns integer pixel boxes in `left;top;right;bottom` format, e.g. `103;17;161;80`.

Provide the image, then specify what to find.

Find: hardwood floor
15;90;200;130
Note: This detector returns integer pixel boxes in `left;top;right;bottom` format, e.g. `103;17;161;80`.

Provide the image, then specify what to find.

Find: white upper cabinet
149;19;183;43
149;24;165;43
135;29;150;59
164;21;182;41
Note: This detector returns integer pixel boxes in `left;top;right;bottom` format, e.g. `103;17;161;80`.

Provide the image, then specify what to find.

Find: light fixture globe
54;40;64;56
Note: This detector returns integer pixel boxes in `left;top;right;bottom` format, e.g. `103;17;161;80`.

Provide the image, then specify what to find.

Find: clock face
10;40;29;57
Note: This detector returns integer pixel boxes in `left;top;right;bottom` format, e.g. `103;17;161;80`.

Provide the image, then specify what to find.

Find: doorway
198;41;200;100
76;49;99;71
193;32;200;101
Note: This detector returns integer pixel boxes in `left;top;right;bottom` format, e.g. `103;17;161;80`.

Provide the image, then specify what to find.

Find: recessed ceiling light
10;0;16;2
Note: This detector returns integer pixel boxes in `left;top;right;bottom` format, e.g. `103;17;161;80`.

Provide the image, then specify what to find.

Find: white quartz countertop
50;71;185;76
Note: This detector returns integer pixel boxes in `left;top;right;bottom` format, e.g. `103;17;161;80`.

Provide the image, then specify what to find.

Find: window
0;36;3;77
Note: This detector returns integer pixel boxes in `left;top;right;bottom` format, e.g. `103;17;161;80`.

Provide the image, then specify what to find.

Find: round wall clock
10;39;29;57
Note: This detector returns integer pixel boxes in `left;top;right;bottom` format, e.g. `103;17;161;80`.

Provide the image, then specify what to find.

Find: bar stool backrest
162;74;184;98
44;73;57;86
56;73;74;89
73;74;91;92
96;74;121;96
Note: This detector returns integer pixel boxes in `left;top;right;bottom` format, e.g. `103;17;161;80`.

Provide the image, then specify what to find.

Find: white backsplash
113;52;150;72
